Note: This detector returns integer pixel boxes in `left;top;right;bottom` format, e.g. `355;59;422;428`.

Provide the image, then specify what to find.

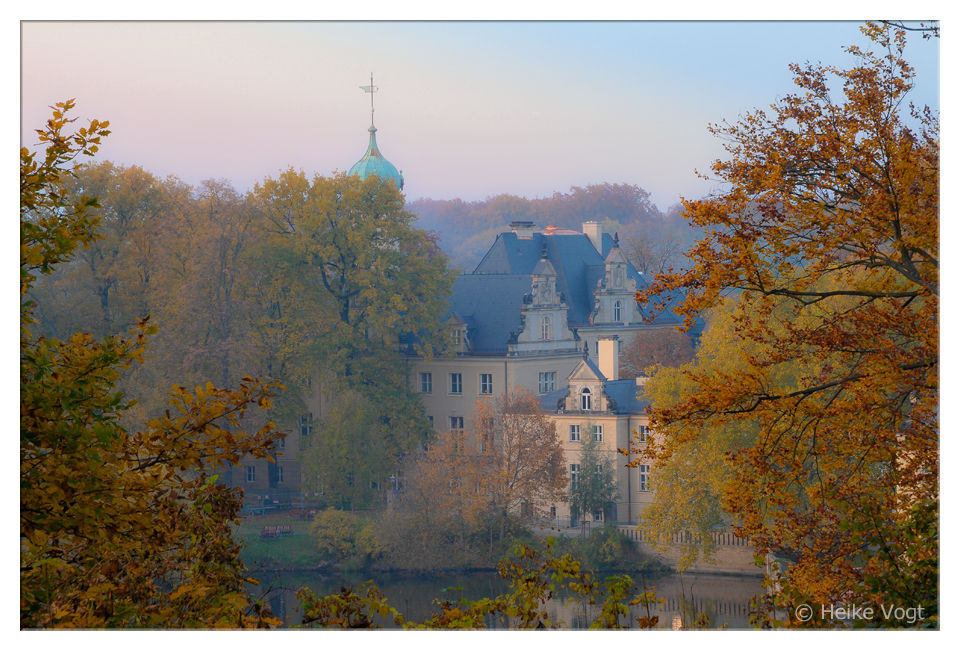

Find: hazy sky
21;21;940;210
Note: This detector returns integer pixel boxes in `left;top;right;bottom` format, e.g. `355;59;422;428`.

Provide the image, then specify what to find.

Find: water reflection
253;569;762;630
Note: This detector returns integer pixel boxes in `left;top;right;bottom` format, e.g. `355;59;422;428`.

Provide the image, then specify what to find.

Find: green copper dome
349;125;404;191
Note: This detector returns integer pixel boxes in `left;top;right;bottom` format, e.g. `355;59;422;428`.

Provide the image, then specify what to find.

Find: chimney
597;335;619;382
583;221;602;253
510;221;536;238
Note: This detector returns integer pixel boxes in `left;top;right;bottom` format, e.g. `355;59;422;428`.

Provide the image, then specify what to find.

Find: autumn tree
618;327;695;379
568;430;619;537
471;389;568;544
253;168;455;451
298;391;395;511
620;230;684;277
633;23;938;621
633;298;779;570
21;101;282;628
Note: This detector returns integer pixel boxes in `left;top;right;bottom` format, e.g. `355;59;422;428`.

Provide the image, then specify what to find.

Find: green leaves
21;103;284;629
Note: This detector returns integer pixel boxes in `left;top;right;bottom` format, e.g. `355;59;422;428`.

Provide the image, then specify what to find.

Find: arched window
540;315;552;340
614;300;622;322
580;387;592;411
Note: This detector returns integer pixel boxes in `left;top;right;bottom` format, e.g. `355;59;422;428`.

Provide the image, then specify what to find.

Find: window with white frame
450;416;464;431
300;413;313;437
245;466;255;482
594;509;604;522
277;466;284;483
569;424;581;442
454;328;462;345
580;387;592;411
551;506;557;518
570;464;580;489
614;300;622;322
638;425;648;442
420;372;432;393
450;373;462;394
638;465;650;491
277;435;285;449
480;373;493;394
540;315;552;340
539;372;556;394
593;424;603;442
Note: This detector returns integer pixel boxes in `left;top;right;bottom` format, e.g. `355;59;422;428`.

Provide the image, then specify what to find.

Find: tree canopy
21;101;283;628
634;23;938;622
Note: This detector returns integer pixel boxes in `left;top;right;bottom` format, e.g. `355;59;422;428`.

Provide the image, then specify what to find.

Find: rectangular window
594;509;604;522
454;328;462;345
569;424;581;442
638;425;648;442
480;373;493;395
450;416;464;431
427;415;434;428
618;340;623;354
450;373;462;394
593;425;603;442
300;412;313;437
245;466;255;482
277;435;285;449
595;341;599;356
570;464;580;489
551;506;557;518
277;466;284;483
420;372;432;393
346;472;355;488
638;465;650;492
539;371;556;394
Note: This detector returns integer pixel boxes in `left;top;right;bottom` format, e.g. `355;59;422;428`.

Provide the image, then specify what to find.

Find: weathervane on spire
359;72;378;127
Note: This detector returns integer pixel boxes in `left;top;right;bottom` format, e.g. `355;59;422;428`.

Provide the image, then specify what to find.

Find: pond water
252;568;764;630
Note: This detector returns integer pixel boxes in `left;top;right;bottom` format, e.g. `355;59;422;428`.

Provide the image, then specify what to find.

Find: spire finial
614;231;620;246
541;239;547;259
360;72;379;127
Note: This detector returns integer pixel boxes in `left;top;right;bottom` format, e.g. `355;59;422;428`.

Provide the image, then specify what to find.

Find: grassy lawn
234;514;321;568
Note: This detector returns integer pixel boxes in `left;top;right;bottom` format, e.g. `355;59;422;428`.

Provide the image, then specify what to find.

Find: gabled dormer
447;312;470;354
591;233;640;326
513;244;578;353
563;350;617;413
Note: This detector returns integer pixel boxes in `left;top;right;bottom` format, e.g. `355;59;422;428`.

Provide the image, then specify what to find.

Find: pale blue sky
21;21;940;210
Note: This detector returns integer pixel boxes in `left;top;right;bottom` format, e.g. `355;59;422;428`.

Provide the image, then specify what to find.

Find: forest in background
408;183;702;272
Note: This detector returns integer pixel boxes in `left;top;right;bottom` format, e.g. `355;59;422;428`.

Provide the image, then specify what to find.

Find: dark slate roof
603;380;651;414
540;387;569;413
473;231;650;327
538;380;649;415
458;228;704;345
444;274;532;353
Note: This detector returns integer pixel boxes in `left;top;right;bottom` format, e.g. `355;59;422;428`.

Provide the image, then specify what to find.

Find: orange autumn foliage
631;23;938;618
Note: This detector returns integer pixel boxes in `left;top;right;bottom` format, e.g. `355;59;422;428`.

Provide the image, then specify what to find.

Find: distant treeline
408;183;700;271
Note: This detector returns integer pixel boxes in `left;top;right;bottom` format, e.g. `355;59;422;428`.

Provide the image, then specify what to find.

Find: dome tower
349;73;404;191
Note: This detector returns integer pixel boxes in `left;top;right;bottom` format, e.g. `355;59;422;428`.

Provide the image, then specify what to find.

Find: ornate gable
591;234;640;326
563;352;616;412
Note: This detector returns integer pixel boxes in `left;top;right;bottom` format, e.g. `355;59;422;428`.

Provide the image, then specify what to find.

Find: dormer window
540;316;552;341
614;300;622;322
454;328;462;346
580;387;592;411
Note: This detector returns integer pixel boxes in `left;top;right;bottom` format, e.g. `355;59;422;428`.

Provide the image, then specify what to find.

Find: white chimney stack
597;335;619;382
582;221;602;253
